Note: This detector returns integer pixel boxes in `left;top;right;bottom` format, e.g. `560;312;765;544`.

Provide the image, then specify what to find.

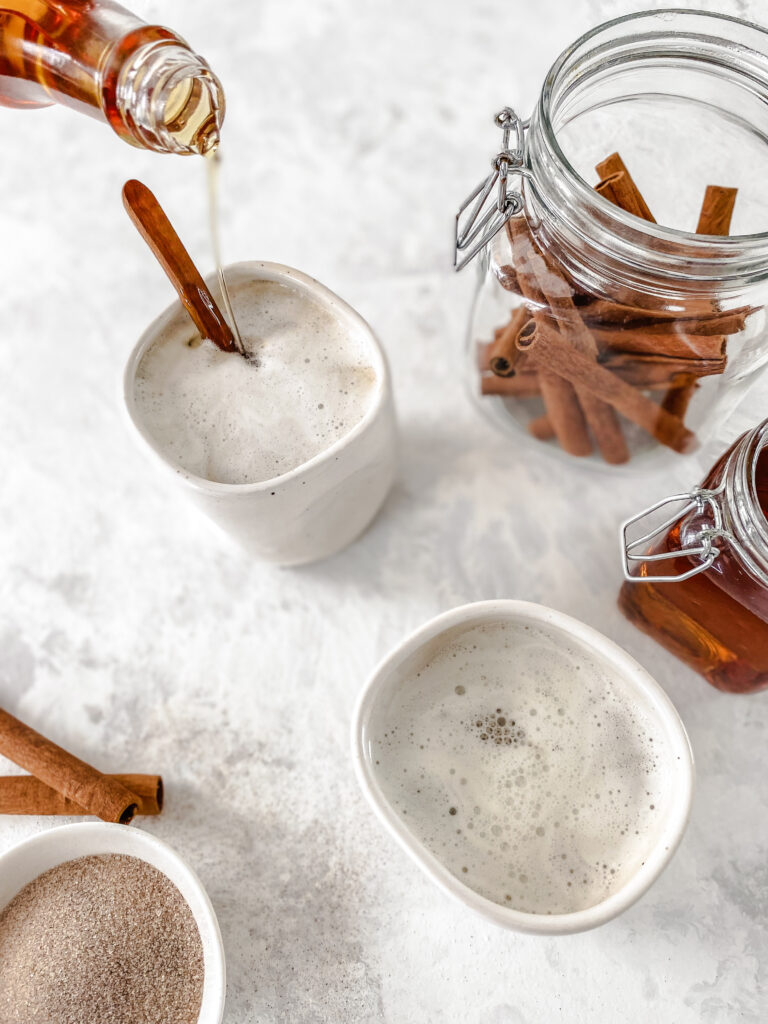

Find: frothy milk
371;620;675;915
133;277;378;485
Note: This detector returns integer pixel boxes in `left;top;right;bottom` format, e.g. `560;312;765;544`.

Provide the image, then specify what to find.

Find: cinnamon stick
538;367;593;456
593;151;710;437
661;184;738;419
601;351;726;386
481;373;542;398
488;307;532;377
593;329;727;360
0;708;140;824
508;219;628;462
515;320;697;453
496;264;522;293
0;774;163;816
661;374;699;420
595;171;656;222
594;153;656;222
528;414;555;441
580;302;751;335
481;360;705;394
512;222;630;464
696;185;738;236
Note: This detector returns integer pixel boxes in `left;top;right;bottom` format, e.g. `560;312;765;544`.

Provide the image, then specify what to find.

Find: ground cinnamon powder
0;853;204;1024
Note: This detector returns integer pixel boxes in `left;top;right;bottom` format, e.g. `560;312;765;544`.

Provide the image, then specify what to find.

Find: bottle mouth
528;9;768;292
117;41;225;155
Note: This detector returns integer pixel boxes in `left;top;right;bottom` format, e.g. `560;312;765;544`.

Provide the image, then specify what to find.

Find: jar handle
620;487;729;584
454;107;528;272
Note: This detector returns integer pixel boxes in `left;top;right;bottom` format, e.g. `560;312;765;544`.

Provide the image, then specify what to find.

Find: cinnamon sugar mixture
0;853;204;1024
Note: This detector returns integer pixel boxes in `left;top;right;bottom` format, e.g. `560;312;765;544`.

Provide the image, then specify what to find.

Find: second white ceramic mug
352;600;695;935
123;261;398;566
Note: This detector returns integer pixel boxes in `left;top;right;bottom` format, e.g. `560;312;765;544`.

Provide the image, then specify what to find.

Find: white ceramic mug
123;261;398;566
0;823;225;1023
352;600;694;935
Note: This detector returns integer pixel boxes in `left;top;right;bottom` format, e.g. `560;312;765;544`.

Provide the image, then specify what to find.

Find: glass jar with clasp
456;10;768;470
619;417;768;693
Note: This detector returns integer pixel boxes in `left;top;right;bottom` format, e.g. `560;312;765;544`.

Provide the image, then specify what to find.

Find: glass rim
538;8;768;259
729;419;768;579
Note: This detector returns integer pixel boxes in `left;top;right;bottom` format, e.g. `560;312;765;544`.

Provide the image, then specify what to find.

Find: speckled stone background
1;1;767;1021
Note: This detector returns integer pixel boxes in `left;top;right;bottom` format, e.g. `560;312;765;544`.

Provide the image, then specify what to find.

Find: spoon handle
122;178;237;354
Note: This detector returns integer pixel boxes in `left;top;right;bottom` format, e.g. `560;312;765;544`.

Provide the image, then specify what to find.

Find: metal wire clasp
454;107;528;272
620;485;731;584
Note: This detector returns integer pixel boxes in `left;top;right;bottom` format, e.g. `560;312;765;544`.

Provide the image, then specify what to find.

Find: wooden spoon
123;178;242;355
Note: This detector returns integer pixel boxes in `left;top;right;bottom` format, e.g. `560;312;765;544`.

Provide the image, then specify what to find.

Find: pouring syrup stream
206;150;245;355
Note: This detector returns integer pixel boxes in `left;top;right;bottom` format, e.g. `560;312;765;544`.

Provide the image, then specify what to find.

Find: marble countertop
1;0;767;1020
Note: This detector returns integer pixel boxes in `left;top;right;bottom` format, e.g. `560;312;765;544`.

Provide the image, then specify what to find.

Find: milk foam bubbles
371;620;674;915
133;278;378;485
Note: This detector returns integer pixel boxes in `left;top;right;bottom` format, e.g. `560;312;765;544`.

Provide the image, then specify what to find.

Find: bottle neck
524;10;768;301
111;40;224;155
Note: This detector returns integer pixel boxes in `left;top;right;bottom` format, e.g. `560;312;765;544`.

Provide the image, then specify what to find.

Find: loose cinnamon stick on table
594;153;656;222
488;306;532;377
0;773;163;816
515;320;697;453
0;707;140;824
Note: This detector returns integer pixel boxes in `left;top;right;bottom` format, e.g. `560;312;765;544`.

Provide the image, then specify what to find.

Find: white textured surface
1;1;767;1021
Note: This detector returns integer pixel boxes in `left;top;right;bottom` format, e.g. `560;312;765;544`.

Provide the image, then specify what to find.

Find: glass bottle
456;10;768;471
0;0;224;154
619;418;768;694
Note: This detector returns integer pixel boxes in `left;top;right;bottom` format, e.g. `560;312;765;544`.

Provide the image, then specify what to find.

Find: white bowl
0;823;225;1022
352;599;694;935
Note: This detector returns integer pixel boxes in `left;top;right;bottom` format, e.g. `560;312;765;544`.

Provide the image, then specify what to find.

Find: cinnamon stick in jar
580;301;751;336
603;351;726;386
481;360;709;395
592;329;727;360
661;184;738;419
696;185;738;236
515;320;697;454
527;414;555;441
538;365;593;457
595;171;656;222
0;708;140;824
509;219;630;464
488;307;533;377
480;373;542;398
594;152;656;222
0;773;163;816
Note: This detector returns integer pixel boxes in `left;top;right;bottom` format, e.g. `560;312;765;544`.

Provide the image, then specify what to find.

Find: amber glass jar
459;10;768;470
619;418;768;693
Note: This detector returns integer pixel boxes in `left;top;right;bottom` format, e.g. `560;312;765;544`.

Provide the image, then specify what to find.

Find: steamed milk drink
133;276;379;485
371;620;674;915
